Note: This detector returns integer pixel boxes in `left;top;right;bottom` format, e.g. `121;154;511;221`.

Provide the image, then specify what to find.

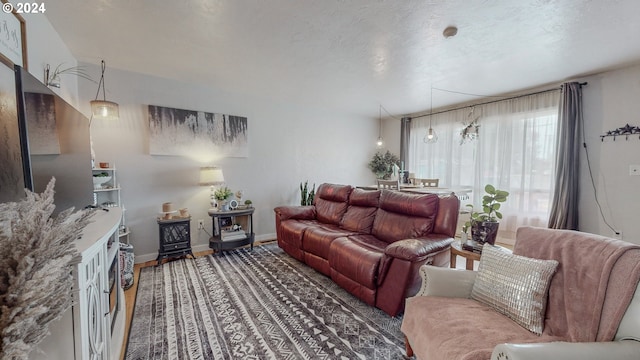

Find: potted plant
464;184;509;246
244;199;253;208
368;150;400;179
300;181;315;206
214;186;233;211
92;171;112;189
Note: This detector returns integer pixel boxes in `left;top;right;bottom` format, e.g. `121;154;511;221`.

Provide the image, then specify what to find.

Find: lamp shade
90;100;119;121
199;167;225;185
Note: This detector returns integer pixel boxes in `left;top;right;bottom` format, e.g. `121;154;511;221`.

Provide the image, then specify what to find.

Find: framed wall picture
0;0;28;69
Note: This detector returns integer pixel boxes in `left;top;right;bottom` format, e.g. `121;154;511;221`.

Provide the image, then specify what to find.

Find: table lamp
199;166;225;209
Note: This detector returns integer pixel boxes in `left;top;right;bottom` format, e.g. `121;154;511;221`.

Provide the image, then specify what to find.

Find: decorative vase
471;221;500;245
219;201;229;212
460;232;468;245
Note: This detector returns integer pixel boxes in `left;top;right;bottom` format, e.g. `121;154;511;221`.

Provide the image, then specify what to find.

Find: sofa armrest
274;205;316;221
384;235;453;262
414;265;476;298
491;340;640;360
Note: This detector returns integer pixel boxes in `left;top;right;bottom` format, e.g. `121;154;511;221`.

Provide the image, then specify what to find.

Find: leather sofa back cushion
372;191;438;243
340;189;380;233
315;183;353;225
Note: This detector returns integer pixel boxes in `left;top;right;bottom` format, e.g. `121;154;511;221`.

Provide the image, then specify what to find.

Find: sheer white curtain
409;91;560;243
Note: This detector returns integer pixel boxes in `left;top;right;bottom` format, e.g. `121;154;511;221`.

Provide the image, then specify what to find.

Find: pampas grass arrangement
0;178;93;359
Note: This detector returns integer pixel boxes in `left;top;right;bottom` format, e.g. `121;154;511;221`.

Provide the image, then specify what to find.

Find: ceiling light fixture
90;60;119;121
423;89;438;144
376;104;384;147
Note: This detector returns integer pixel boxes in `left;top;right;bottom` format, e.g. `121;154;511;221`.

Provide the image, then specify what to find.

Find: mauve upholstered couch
273;183;460;316
401;226;640;360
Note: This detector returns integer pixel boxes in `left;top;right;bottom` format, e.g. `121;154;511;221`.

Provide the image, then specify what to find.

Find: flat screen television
0;65;94;214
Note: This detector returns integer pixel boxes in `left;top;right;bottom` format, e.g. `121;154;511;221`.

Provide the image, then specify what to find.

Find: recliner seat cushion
279;219;320;249
329;236;384;290
302;225;357;260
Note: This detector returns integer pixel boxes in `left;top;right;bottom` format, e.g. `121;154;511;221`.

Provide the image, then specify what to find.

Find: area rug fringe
125;244;404;359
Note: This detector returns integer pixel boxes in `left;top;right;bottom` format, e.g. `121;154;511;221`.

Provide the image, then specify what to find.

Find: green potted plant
299;181;315;206
464;184;509;246
368;150;400;179
214;186;233;211
244;199;253;208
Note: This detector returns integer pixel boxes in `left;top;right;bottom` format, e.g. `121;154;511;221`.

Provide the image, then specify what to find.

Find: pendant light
376;104;384;147
90;60;119;121
423;89;438;144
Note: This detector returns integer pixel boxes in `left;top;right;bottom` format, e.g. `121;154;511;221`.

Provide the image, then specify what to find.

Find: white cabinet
29;208;125;360
73;238;110;359
72;207;124;360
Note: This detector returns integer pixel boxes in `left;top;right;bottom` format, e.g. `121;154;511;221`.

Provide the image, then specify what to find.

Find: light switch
630;165;640;176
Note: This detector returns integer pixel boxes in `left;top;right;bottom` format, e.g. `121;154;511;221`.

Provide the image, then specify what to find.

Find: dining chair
377;179;400;190
419;178;439;187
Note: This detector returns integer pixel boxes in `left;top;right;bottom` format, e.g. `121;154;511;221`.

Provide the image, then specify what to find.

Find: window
408;91;560;243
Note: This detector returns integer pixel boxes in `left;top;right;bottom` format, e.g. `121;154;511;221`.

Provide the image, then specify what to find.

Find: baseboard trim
133;233;277;264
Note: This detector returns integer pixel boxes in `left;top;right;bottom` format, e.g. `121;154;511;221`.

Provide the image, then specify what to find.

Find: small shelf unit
92;166;129;243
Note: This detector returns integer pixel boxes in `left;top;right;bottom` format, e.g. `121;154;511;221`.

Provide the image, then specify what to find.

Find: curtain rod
409;82;587;120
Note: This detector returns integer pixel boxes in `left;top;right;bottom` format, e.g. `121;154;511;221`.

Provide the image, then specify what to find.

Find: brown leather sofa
274;183;460;316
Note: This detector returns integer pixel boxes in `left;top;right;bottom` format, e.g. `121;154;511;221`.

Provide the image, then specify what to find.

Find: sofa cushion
302;225;357;260
401;296;565;360
329;236;385;290
277;219;321;261
340;189;380;233
371;191;438;243
314;183;352;226
471;245;559;335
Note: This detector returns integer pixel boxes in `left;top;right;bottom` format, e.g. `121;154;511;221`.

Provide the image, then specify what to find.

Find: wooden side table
156;217;193;265
450;242;481;270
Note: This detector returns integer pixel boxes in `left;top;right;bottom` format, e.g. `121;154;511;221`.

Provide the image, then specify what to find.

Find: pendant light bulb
423;89;438;144
423;127;438;144
376;136;384;147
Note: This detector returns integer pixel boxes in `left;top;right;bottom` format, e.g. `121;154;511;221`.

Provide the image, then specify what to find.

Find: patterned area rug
125;243;405;359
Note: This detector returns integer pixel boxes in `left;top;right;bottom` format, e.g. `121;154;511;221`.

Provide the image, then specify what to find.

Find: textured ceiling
45;0;640;118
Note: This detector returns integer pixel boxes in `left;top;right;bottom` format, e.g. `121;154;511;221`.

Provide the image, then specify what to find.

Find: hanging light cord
94;60;107;101
429;88;433;127
378;105;382;137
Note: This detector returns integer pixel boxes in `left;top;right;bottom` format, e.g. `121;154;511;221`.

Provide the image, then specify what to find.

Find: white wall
22;13;79;106
78;64;379;262
579;63;640;244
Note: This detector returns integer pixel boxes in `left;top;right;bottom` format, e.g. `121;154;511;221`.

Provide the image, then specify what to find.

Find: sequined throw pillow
470;245;558;335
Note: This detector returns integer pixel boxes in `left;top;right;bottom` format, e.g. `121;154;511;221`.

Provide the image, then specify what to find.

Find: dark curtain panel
548;82;583;229
400;117;411;168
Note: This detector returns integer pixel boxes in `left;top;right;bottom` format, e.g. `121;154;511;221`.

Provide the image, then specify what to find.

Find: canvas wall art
148;105;248;157
24;92;60;155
